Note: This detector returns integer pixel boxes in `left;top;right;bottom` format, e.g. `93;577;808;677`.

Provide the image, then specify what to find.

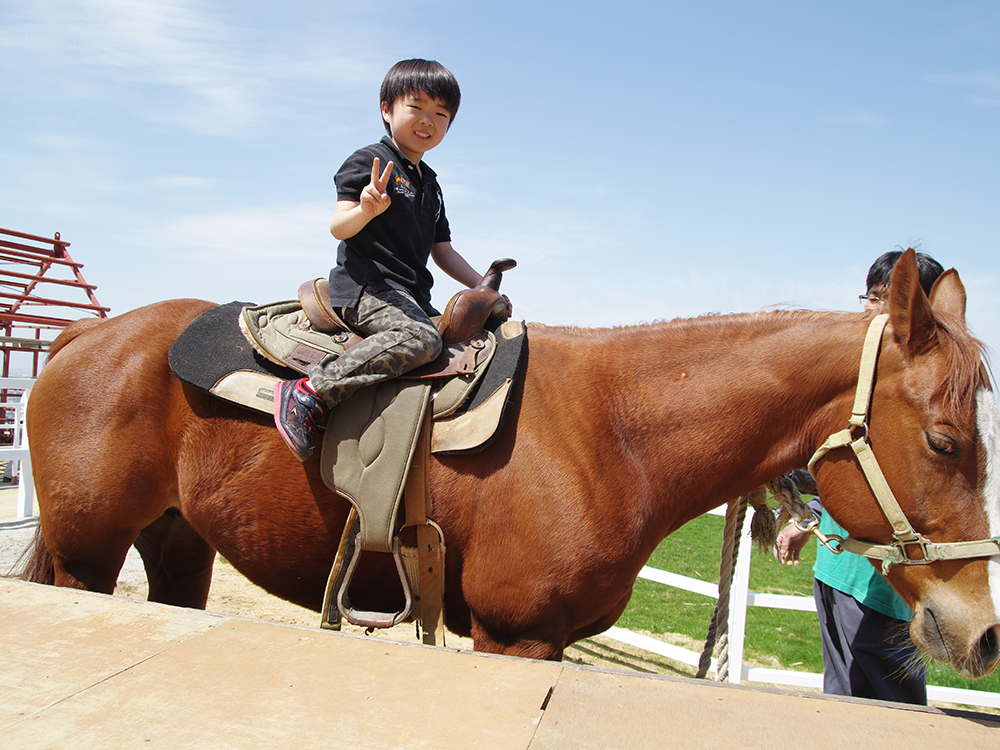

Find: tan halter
806;314;1000;571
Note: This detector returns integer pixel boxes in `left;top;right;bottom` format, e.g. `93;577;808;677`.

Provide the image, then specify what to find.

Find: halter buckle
892;533;937;564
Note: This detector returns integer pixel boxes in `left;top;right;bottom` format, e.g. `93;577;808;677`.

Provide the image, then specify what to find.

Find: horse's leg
44;527;137;594
133;510;217;608
35;471;176;596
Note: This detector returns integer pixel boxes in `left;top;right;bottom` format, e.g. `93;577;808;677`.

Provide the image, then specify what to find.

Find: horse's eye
926;432;958;457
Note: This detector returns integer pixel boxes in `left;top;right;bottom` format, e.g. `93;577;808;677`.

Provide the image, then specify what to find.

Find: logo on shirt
393;173;416;199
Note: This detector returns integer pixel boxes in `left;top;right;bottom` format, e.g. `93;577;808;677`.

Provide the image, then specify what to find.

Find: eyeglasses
859;294;883;306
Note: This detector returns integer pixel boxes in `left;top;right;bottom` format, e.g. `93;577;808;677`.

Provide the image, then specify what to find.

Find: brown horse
20;250;1000;676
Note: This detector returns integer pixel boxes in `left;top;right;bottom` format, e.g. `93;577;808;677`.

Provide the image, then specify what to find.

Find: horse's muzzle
917;608;1000;678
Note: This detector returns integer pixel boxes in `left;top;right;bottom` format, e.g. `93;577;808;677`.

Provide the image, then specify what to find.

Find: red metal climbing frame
0;227;110;377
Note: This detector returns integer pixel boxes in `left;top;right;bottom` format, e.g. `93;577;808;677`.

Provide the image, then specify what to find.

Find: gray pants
814;579;927;704
307;286;442;407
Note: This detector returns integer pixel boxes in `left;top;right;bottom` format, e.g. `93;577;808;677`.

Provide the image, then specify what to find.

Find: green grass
610;510;1000;703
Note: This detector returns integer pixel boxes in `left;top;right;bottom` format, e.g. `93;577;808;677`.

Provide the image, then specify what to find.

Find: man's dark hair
380;59;461;134
866;249;945;297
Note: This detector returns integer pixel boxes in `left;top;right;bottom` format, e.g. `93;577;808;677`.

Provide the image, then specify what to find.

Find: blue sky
2;1;999;371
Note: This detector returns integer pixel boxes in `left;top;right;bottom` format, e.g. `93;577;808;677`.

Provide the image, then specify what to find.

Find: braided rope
696;493;748;681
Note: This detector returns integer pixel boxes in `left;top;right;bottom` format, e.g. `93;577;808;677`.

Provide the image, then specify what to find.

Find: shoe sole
273;382;313;462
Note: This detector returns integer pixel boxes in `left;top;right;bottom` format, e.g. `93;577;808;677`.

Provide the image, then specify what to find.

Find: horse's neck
551;312;868;529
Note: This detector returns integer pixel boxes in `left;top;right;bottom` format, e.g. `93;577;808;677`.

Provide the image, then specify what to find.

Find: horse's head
812;249;1000;678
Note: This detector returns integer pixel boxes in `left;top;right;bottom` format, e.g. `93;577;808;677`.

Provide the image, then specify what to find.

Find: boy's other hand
361;157;394;218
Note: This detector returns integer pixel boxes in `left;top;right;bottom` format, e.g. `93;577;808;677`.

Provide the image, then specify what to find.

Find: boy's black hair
866;249;945;297
380;59;461;134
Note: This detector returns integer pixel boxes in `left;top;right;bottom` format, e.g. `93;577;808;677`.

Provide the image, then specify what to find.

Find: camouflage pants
307;285;442;407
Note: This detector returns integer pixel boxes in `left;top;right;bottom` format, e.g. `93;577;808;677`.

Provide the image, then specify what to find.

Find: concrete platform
2;580;998;749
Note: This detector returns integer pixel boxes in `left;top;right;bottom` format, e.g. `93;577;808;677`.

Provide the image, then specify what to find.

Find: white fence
0;377;35;519
602;505;1000;711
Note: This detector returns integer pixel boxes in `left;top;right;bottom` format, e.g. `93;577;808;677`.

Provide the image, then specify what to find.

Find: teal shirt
814;511;913;621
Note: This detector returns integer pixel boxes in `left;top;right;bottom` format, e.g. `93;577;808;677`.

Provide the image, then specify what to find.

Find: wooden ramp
1;579;996;749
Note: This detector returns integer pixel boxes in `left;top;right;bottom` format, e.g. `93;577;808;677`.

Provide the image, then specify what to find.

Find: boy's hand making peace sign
329;156;395;240
360;157;394;218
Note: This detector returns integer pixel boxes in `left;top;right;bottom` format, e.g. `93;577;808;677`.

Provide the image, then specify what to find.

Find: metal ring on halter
892;534;936;564
850;420;869;442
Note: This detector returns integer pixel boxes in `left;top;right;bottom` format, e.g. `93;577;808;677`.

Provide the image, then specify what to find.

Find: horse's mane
529;307;842;341
933;313;993;419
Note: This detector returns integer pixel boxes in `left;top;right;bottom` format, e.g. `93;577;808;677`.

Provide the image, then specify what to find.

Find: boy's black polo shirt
329;135;451;316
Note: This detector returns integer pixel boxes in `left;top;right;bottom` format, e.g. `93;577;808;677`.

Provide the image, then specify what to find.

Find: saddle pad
168;301;296;412
431;319;527;454
321;379;432;553
169;299;507;424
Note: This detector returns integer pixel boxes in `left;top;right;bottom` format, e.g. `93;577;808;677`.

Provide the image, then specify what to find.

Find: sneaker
273;378;325;461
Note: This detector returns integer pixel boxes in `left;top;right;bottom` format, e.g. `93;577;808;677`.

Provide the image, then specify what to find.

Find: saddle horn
479;258;517;291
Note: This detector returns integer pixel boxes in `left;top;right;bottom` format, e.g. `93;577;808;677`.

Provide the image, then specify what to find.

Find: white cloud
1;0;384;137
928;69;1000;105
147;201;333;262
91;200;337;312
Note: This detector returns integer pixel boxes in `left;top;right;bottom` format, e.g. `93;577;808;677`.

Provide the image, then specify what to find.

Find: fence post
16;393;34;519
725;507;756;684
8;387;35;519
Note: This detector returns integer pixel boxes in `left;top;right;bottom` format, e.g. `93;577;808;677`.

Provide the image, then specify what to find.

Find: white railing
0;378;35;519
602;505;1000;711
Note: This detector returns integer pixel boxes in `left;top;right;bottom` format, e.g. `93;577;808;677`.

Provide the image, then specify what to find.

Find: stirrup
336;532;413;629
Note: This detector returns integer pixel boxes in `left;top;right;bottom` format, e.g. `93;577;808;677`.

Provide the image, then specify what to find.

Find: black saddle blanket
169;301;296;402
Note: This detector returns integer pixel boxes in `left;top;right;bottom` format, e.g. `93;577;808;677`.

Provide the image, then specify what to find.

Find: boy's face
381;92;452;163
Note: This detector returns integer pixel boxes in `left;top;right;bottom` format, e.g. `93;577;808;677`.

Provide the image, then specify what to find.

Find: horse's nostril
977;625;1000;669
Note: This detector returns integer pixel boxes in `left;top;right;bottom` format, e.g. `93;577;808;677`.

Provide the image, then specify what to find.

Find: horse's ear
928;268;967;322
889;249;937;357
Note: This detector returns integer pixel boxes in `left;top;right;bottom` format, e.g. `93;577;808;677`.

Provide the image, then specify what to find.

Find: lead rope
695;480;794;681
696;493;748;681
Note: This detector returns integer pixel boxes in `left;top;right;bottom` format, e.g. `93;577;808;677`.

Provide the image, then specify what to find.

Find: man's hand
774;523;812;566
360;157;394;218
